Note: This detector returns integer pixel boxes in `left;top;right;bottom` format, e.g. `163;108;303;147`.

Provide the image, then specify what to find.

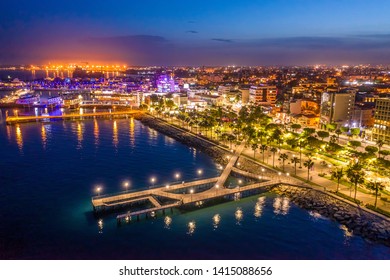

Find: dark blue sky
1;0;390;65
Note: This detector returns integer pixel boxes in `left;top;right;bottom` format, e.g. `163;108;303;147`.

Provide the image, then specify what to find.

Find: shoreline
138;114;390;247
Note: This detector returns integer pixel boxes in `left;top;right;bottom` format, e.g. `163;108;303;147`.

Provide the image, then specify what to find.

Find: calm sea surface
0;111;389;259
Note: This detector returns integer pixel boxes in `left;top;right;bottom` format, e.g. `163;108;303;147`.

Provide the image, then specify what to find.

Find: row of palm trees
331;164;385;207
152;101;388;206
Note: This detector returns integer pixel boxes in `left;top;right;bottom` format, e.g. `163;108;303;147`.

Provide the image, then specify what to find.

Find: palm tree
335;129;342;142
251;142;259;158
291;156;300;175
303;159;314;181
270;147;278;167
346;163;364;200
298;139;305;168
331;168;344;193
260;144;268;162
366;180;385;208
279;153;288;172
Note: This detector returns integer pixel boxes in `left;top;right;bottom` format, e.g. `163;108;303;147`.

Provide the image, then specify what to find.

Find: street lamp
96;186;102;196
197;169;203;176
150;177;156;188
175;173;180;181
123;180;130;192
215;184;219;196
190;189;194;202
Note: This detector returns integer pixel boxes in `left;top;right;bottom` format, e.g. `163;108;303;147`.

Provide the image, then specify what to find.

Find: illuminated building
320;90;356;127
249;85;277;107
373;98;390;143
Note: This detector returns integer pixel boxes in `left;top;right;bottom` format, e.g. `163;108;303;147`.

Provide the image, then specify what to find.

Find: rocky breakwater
138;115;229;165
274;185;390;246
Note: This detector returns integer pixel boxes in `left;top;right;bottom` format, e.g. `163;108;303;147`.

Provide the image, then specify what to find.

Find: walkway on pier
6;110;143;124
213;141;246;189
92;176;220;210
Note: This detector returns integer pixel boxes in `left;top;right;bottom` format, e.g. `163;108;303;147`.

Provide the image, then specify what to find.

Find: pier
91;140;305;224
5;109;144;124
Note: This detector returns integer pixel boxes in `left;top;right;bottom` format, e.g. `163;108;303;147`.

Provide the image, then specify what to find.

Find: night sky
1;0;390;66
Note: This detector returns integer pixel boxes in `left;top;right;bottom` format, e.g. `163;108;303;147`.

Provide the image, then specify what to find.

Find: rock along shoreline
138;114;390;247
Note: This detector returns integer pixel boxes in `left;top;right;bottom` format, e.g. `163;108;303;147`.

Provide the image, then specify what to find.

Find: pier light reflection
129;117;135;147
235;207;243;225
41;125;47;149
164;216;172;229
15;125;23;152
113;121;118;148
6;124;11;141
76;122;84;149
98;219;103;234
94;119;99;147
254;196;266;218
273;197;290;215
187;220;196;235
212;214;221;229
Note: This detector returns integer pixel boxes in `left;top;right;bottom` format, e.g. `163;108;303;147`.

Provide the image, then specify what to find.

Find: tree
270;147;278;167
251;142;259;158
366;180;385;208
279;153;288;172
329;134;338;144
260;144;268;162
331;168;344;193
303;127;316;137
303;159;314;181
350;128;360;137
346;163;364;200
365;145;378;154
378;149;390;159
335;129;342;141
291;156;300;175
340;127;349;134
317;131;330;141
326;123;337;132
377;139;384;155
290;123;301;132
348;140;361;148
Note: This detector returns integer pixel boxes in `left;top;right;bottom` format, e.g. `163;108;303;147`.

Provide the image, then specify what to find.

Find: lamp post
197;169;203;177
190;189;194;202
175;172;180;181
96;186;102;197
123;180;130;192
215;184;219;196
150;177;156;188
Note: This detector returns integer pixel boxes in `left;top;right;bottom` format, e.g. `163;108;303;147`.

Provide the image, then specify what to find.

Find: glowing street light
215;184;219;196
96;185;102;196
197;169;203;176
150;177;156;188
190;189;194;202
123;180;130;192
175;173;180;181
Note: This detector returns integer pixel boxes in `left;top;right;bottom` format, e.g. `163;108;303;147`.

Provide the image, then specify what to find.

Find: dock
91;140;305;224
5;109;144;124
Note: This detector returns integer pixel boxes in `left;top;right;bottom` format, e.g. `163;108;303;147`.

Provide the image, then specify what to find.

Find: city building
320;90;356;127
372;98;390;143
249;85;277;107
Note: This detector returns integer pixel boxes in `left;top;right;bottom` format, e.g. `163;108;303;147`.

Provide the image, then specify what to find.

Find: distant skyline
2;0;390;66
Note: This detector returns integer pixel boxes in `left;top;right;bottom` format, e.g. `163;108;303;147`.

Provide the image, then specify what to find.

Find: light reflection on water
273;196;290;215
113;120;118;148
235;207;243;225
41;125;47;149
15;124;23;152
129;117;135;147
94;119;99;147
254;196;266;218
164;216;172;229
187;220;196;235
212;214;221;229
